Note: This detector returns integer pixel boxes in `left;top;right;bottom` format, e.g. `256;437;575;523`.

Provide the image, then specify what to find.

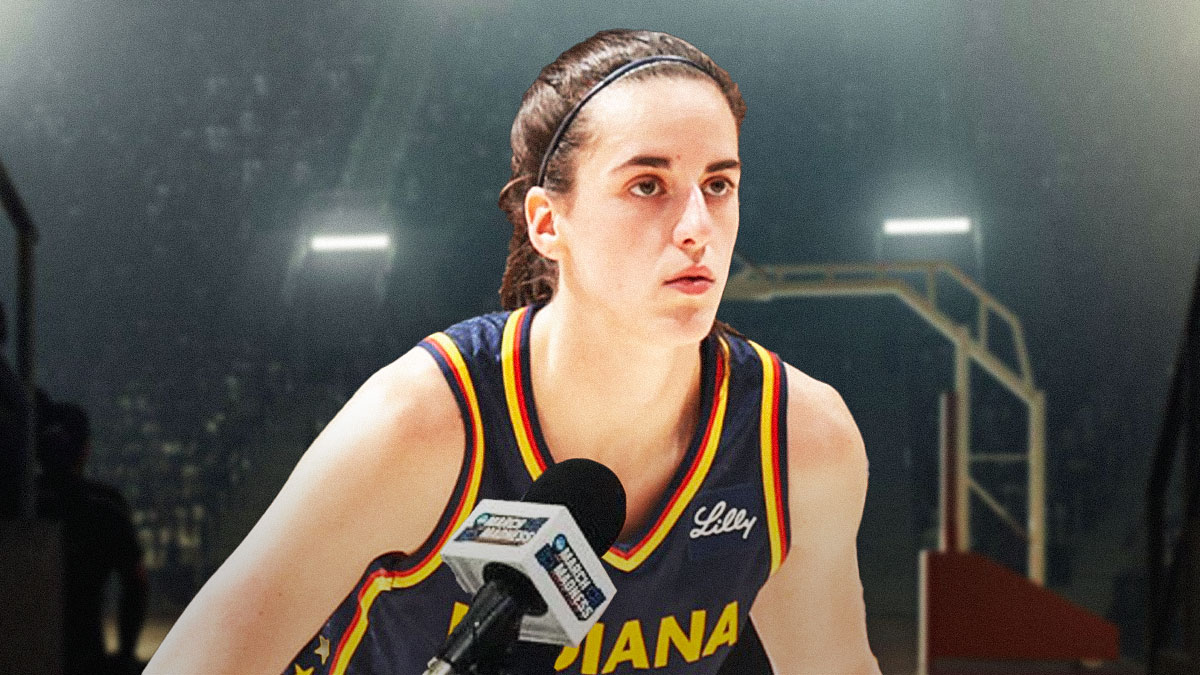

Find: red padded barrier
922;550;1120;663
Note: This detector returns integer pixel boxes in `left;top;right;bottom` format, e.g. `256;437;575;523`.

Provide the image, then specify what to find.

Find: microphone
425;458;626;675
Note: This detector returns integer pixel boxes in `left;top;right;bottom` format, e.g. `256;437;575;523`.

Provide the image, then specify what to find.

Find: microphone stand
422;658;457;675
422;580;525;675
424;661;522;675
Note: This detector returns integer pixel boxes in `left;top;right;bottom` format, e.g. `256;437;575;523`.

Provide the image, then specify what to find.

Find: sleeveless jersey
284;305;790;675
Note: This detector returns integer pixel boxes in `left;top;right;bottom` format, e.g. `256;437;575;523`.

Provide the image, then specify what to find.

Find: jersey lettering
701;601;738;657
602;620;649;673
653;610;705;666
450;601;739;672
689;500;758;540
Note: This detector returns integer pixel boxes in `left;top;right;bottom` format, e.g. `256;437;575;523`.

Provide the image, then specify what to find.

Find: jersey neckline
499;303;732;572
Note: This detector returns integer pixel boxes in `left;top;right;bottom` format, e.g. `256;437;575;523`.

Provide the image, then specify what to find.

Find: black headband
535;55;711;187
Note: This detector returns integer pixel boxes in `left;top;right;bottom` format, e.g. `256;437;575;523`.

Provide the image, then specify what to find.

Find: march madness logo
455;513;548;546
535;534;606;620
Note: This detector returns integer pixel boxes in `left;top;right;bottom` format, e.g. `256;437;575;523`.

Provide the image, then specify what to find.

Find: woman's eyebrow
610;155;741;173
706;159;741;172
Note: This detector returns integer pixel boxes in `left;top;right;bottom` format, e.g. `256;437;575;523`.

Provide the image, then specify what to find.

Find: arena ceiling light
310;234;391;251
883;218;972;236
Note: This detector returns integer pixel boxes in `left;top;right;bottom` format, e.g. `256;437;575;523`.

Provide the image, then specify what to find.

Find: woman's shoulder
722;332;865;478
777;360;868;481
241;343;471;573
358;344;468;452
144;344;471;673
285;343;470;551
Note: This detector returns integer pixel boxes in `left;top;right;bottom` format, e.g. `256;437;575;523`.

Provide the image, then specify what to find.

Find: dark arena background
1;1;1198;673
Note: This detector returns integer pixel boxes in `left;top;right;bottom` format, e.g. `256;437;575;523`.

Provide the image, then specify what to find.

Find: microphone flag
440;498;617;646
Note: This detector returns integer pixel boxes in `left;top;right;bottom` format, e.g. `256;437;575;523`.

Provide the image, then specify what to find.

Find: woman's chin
648;303;721;344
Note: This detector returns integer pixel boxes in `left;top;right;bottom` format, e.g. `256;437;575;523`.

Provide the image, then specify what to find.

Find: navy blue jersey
285;305;790;674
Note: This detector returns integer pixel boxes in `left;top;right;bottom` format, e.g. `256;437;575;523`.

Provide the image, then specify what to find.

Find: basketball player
146;29;878;674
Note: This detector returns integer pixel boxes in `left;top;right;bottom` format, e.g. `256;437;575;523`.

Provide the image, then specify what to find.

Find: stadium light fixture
310;234;391;252
883;218;972;236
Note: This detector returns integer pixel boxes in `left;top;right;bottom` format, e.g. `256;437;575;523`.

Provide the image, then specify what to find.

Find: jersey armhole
748;340;791;577
396;333;486;577
774;354;790;568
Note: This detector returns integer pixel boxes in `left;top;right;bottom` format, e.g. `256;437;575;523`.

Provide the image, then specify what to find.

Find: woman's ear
525;186;561;261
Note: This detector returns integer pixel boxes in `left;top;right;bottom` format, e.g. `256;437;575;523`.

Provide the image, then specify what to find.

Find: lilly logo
689;500;757;541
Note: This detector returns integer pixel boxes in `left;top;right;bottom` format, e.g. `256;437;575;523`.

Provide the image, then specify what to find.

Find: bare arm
145;346;464;674
750;364;880;674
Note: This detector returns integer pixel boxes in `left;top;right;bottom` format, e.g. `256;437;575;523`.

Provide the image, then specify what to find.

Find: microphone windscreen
522;458;626;556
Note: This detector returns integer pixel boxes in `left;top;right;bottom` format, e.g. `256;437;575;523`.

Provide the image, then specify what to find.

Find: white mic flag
440;498;616;646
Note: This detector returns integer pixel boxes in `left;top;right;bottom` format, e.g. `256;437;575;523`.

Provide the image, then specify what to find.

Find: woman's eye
631;179;662;197
705;178;734;196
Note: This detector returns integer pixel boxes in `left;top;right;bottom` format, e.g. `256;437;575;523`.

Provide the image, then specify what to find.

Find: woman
147;29;878;674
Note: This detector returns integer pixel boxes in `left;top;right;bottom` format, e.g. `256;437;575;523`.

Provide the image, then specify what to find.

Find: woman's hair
497;29;747;312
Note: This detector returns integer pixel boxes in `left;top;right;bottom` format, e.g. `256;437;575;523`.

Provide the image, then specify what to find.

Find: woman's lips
665;277;714;295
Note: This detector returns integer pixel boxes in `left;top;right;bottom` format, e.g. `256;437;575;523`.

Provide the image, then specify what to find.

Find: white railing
724;258;1047;585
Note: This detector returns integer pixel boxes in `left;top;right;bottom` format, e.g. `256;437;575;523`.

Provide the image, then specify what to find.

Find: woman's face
542;75;741;345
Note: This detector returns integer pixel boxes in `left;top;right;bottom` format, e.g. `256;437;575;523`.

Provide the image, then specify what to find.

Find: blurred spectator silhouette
1;301;30;519
37;399;148;675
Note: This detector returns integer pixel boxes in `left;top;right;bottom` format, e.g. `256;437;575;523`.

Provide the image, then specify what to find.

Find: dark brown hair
497;29;747;313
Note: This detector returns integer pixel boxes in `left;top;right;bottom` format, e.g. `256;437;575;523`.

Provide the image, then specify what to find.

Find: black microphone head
522;458;626;556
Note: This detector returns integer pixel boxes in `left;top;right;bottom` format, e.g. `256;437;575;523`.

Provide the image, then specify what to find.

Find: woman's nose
673;184;713;253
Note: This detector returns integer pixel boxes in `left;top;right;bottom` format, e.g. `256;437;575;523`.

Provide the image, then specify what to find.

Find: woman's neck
528;298;703;470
